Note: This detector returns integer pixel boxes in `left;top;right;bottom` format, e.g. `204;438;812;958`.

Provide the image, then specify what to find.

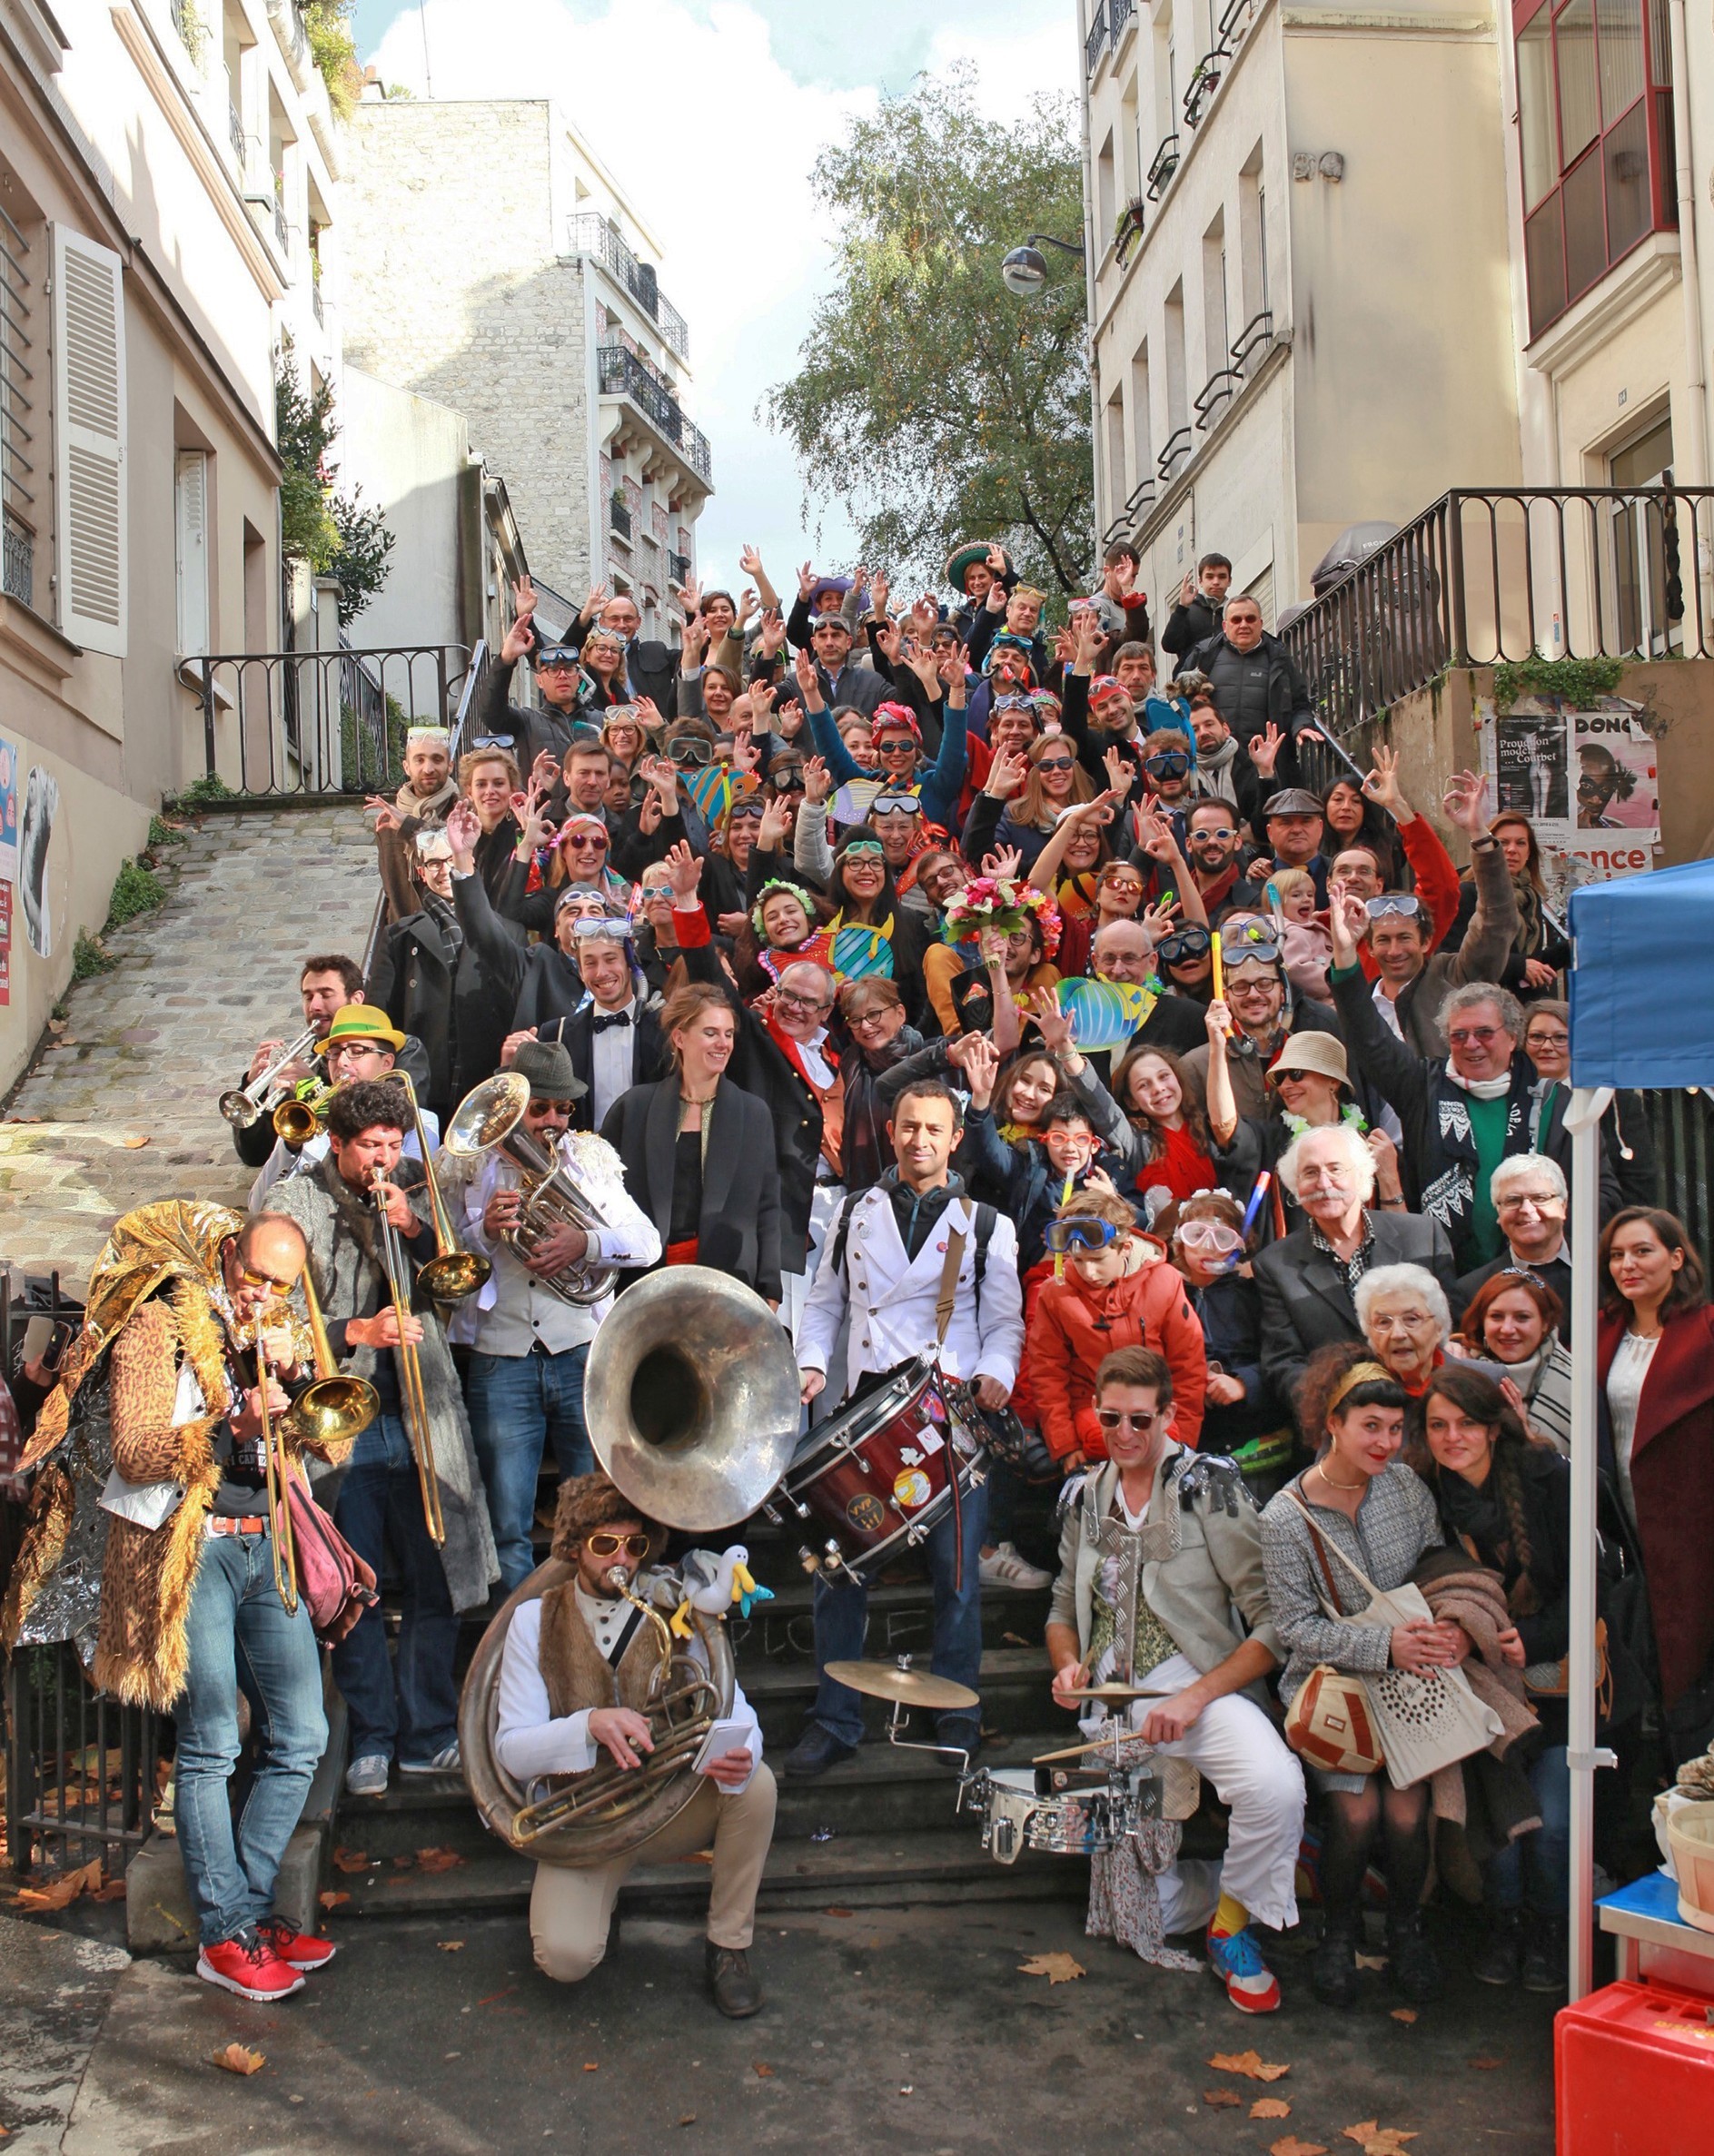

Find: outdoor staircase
322;1497;1125;1925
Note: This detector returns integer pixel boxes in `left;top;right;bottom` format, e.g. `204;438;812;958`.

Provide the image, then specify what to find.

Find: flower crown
941;875;1062;960
749;877;818;942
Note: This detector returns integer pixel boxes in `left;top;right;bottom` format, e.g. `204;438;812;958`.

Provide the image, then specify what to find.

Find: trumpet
220;1026;320;1129
371;1164;446;1544
272;1082;333;1146
290;1261;379;1452
246;1319;301;1615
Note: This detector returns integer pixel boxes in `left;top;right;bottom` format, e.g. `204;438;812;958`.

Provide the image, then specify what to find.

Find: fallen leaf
318;1891;350;1911
1203;2090;1242;2109
1253;2097;1293;2118
1343;2132;1417;2156
1355;1952;1388;1971
1342;2129;1382;2147
92;1879;128;1904
1469;2055;1503;2070
121;1134;149;1148
823;1907;854;1918
47;1017;65;1032
14;1857;103;1911
582;2063;599;2072
678;2117;696;2129
332;1847;370;1874
1390;2007;1418;2024
437;1940;465;1953
753;2062;776;2077
1017;1951;1085;1983
1209;2049;1291;2082
212;2043;265;2077
415;1847;468;1874
1270;2140;1327;2156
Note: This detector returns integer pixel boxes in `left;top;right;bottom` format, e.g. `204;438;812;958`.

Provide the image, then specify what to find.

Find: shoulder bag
286;1468;379;1647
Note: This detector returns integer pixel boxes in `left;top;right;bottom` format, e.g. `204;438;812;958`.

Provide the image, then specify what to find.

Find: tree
273;332;395;622
764;65;1092;601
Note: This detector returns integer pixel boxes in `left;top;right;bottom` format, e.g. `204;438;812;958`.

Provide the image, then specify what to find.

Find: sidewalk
5;1900;1557;2154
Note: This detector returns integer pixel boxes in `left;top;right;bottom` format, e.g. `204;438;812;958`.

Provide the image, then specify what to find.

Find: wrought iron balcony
2;511;31;606
1111;0;1135;41
609;497;633;539
597;344;712;485
1146;135;1180;202
668;549;691;588
569;214;689;361
1085;1;1109;75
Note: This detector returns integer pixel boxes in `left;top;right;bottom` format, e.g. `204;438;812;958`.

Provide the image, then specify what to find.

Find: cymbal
1061;1683;1174;1703
825;1659;979;1711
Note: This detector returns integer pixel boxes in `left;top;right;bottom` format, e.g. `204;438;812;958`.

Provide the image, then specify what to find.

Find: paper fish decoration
1054;975;1159;1052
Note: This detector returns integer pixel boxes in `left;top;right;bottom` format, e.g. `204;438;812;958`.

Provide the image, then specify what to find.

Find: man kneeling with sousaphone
478;1472;777;2016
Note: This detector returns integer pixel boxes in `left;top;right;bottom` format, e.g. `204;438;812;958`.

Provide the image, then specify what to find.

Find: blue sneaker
1206;1924;1282;2013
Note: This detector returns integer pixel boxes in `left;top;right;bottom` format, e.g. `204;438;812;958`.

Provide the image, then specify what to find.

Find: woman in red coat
1598;1206;1714;1757
1026;1187;1207;1467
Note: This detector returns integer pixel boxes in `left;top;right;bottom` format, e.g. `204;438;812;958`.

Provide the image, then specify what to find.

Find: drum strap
933;1228;968;1349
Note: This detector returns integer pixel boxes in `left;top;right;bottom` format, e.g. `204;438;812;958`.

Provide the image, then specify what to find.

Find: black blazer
600;1075;782;1302
1253;1208;1463;1422
532;1001;672;1133
366;877;522;1120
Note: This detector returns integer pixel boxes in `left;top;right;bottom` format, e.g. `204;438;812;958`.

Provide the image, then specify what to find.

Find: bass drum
458;1558;736;1868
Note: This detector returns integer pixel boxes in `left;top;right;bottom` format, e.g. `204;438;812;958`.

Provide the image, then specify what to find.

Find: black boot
1522;1911;1568;1993
706;1943;763;2018
1387;1914;1443;2005
1310;1915;1361;2007
1473;1907;1523;1987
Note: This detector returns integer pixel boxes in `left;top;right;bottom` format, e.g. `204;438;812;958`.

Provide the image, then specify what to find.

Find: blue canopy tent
1564;857;1714;1996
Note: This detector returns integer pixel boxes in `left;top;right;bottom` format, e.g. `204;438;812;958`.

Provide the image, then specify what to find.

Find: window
1516;0;1676;336
174;449;209;656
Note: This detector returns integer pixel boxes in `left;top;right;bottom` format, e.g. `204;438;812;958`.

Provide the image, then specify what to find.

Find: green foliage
340;690;411;795
72;930;117;981
146;815;184;848
764;64;1092;599
172;773;234;809
1491;653;1627;711
274;331;395;620
299;1;362;120
104;858;166;932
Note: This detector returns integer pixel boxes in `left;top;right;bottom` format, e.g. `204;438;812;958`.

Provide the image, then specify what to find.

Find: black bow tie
591;1011;633;1033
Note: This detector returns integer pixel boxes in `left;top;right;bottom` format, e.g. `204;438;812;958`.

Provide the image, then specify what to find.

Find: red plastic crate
1557;1978;1714;2154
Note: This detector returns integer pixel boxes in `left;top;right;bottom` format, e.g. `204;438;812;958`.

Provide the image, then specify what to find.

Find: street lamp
1001;233;1085;298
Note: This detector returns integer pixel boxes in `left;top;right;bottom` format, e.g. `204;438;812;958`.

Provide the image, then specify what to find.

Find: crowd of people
5;541;1709;2033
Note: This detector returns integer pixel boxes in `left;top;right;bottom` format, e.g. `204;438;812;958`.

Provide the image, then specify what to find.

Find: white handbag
1283;1488;1505;1791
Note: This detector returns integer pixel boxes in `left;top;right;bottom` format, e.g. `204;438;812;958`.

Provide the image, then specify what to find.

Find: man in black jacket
1253;1122;1461;1414
1161;553;1233;661
526;920;671;1133
570;588;679;711
229;953;364;1169
1184;595;1317;748
480;576;598;769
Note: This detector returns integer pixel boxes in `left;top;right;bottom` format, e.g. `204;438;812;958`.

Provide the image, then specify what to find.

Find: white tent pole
1564;1083;1616;2001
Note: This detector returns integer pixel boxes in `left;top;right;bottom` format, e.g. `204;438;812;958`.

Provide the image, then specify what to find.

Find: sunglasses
1094;1407;1160;1433
872;793;923;816
235;1258;299;1294
1035;755;1075;774
842;839;885;859
1102;876;1144;896
562;831;609;850
1447;1025;1503;1046
1144;751;1191;777
530;1100;579;1117
877;737;917;755
584;1530;652;1560
1157;926;1213;965
1044;1216;1121;1254
1364;894;1422;920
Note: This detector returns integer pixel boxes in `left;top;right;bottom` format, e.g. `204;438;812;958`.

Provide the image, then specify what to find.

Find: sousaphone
459;1267;802;1866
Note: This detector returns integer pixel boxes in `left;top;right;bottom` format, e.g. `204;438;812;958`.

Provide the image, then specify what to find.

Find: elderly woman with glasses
1352;1262;1469;1400
1521;998;1659;1210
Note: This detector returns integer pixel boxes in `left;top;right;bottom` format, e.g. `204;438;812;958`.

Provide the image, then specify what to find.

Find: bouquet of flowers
941;876;1063;960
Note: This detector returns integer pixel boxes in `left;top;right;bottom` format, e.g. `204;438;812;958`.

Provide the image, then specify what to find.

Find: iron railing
1146;135;1181;202
187;641;473;798
669;549;691;588
609;497;632;540
1111;0;1135;37
1281;486;1714;742
1085;1;1109;75
229;102;246;167
597;344;712;484
1;201;36;580
1156;424;1193;482
1184;50;1227;127
1;511;28;605
567;214;689;360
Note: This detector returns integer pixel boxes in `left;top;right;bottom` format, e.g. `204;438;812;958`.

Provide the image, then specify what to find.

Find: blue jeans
811;1478;988;1747
332;1412;461;1766
465;1344;593;1592
1486;1742;1570;1914
175;1530;327;1948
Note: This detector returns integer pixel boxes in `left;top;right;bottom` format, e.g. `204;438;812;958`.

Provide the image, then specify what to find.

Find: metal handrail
1183;49;1227;127
1229;310;1275;370
1156;425;1193;482
1194;368;1243;427
1146;135;1180;201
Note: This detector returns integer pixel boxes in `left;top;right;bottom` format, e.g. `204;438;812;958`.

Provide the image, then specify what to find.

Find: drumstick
1033;1704;1176;1765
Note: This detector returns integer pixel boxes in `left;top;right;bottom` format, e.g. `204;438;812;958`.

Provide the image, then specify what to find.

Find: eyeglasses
584;1530;652;1560
872;792;923;816
1447;1025;1503;1046
1044;1216;1120;1253
1157;926;1213;965
842;839;885;859
1177;1219;1243;1254
235;1258;298;1295
1094;1407;1160;1433
847;1004;897;1030
1188;825;1238;844
775;987;833;1014
1527;1029;1570;1048
1144;751;1191;778
1496;1191;1565;1212
1364;894;1422;920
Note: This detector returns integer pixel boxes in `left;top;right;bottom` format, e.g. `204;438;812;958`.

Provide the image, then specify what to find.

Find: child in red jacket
1026;1188;1207;1466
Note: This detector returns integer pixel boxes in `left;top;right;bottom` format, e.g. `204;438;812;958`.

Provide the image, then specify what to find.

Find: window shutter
174;448;209;656
1245;562;1274;630
51;227;127;657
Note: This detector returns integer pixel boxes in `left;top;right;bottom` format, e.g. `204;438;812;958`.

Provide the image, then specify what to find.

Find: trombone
371;1164;446;1544
247;1318;301;1614
392;1070;489;1302
290;1262;379;1452
220;1026;320;1129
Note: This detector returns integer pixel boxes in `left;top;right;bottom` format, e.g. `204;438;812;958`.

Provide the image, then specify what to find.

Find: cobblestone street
0;807;377;1280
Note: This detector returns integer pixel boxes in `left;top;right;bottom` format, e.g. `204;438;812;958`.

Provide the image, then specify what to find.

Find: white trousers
1120;1652;1305;1934
781;1182;847;1428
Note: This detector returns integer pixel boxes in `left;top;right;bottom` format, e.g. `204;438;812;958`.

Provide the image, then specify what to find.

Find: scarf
1192;735;1240;793
393;775;458;822
1445;1065;1514;1102
420;890;464;962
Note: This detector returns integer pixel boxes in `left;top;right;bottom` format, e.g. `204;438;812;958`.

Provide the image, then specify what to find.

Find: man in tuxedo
534;921;671;1132
1253;1123;1461;1417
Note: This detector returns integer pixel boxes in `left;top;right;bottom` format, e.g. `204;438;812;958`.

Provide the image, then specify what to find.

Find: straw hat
1264;1032;1352;1095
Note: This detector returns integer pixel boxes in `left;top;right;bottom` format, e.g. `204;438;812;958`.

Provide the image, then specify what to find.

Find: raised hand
1204;996;1233;1047
1247;721;1283;778
1028;984;1075;1054
797;560;815;600
983;750;1028;802
736;587;758;629
758;608;787;660
801;756;832;806
738;542;765;579
444;796;481;871
949;1030;1000;1110
1104;745;1134;796
501;575;540;663
680;612;708;662
748;677;778;721
1139;895;1181;944
665;840;703;903
366;797;402;834
1362;740;1409;822
580;579;608;620
679;575;702;617
1075;608;1105;670
1328;884;1368;965
1442;767;1492;835
757;796;791;852
870;568;891;619
986;541;1008;576
793;645;825;712
875;617;903;665
981;843;1025;883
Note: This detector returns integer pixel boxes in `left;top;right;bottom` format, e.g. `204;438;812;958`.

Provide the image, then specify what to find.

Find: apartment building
1079;0;1523;622
338;95;711;641
0;0;348;1089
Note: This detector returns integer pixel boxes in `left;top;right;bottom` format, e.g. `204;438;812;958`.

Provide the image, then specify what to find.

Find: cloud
362;0;1075;586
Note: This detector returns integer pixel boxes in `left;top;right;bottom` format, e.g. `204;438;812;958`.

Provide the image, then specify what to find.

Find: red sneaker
196;1926;305;2002
256;1916;338;1971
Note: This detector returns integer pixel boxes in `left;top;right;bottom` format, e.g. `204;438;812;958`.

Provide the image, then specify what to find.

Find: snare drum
966;1765;1139;1864
775;1360;986;1580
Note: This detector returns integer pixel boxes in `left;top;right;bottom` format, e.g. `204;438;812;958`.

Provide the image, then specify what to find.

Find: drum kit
827;1657;1202;1869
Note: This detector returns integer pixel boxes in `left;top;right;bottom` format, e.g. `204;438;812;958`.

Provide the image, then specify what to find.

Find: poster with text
1572;706;1660;834
0;735;16;885
1492;704;1570;823
0;881;10;1004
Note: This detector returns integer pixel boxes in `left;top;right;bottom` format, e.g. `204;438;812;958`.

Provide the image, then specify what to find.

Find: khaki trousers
529;1763;778;1985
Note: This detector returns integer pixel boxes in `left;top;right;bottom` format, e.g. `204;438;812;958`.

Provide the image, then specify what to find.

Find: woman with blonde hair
996;734;1097;875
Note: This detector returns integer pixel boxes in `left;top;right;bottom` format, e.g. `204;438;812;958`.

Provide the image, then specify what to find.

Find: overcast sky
351;0;1076;591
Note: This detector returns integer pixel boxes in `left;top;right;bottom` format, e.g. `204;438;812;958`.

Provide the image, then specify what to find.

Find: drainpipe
1668;0;1708;488
1075;0;1102;552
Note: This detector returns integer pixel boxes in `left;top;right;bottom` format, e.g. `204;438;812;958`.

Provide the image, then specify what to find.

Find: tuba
458;1266;801;1866
441;1072;619;1306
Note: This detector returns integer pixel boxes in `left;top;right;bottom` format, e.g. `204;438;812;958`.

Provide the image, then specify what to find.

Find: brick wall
340;102;592;599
